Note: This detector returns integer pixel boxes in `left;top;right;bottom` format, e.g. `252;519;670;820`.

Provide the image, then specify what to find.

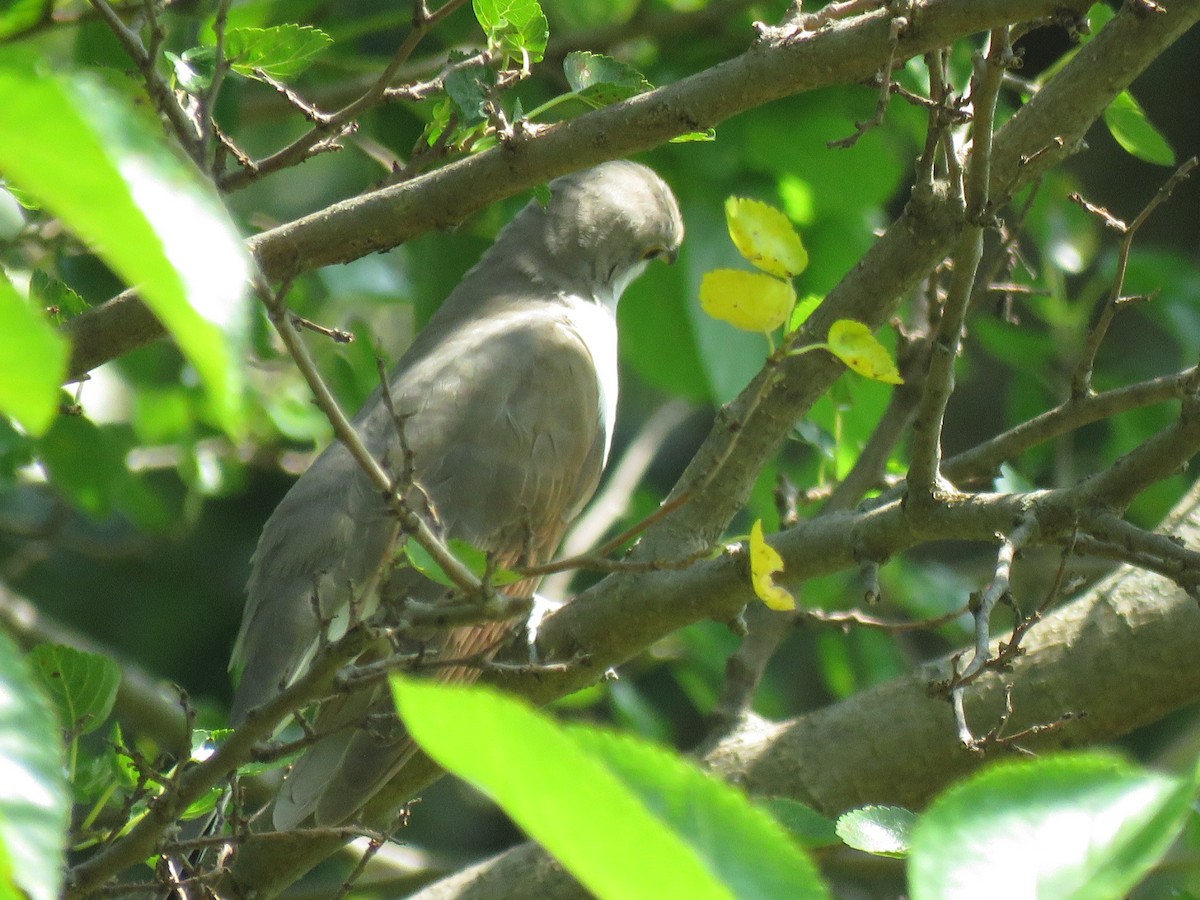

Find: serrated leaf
749;519;795;611
0;630;70;900
186;25;333;82
392;677;828;899
0;52;252;437
473;0;548;64
725;197;808;279
563;51;651;107
837;805;916;857
825;320;903;384
30;270;89;320
444;55;496;126
1104;90;1175;167
0;276;67;436
909;752;1197;900
571;728;829;899
27;644;121;737
700;269;795;333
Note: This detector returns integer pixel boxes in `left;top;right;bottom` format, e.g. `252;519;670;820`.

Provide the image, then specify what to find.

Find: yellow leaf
725;197;808;279
749;519;796;611
826;319;904;384
700;269;796;333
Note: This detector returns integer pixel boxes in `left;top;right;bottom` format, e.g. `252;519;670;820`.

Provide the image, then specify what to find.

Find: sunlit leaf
910;753;1196;900
700;269;795;333
473;0;548;64
788;293;823;332
1103;90;1175;167
725;197;808;279
404;539;523;587
825;320;903;384
0;53;252;436
749;519;795;611
563;51;651;107
837;805;916;858
392;676;828;898
0;630;69;900
27;644;121;737
0;276;67;436
184;25;333;84
670;128;717;143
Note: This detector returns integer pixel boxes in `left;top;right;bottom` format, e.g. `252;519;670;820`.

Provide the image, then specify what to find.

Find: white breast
559;297;620;463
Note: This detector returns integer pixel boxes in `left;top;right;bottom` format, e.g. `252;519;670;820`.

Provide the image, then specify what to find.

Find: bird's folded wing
262;301;612;826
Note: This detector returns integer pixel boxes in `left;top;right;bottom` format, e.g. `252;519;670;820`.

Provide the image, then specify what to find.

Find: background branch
61;0;1089;381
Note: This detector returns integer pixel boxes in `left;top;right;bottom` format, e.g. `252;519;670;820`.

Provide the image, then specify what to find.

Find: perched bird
229;161;684;828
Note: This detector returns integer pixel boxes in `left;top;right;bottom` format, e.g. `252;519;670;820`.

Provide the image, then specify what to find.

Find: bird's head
537;161;684;308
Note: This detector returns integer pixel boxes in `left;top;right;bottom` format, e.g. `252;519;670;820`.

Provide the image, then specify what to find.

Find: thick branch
407;478;1200;900
62;0;1088;380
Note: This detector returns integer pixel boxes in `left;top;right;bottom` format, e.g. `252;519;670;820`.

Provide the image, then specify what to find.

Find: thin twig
87;0;203;167
256;277;482;596
827;10;907;149
219;0;473;190
907;29;1010;497
1069;156;1198;398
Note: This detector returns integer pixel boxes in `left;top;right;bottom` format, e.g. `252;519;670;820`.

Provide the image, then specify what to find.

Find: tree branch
405;477;1200;899
61;0;1091;381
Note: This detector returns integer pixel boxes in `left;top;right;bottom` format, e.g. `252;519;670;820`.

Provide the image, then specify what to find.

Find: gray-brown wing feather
266;303;608;827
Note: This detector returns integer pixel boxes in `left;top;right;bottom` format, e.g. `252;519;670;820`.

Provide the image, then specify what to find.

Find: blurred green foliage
0;0;1199;895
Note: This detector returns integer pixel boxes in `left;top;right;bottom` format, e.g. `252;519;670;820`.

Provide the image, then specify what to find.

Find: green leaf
473;0;548;64
563;51;651;107
30;270;90;321
571;727;828;899
0;276;68;436
758;798;840;849
391;677;829;899
1103;90;1175;167
909;752;1196;900
0;629;70;900
34;416;128;518
836;805;915;858
444;52;496;126
403;539;523;587
671;128;717;143
166;49;213;93
27;644;121;737
0;417;32;479
0;51;252;437
185;25;333;83
788;293;822;332
0;0;43;40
